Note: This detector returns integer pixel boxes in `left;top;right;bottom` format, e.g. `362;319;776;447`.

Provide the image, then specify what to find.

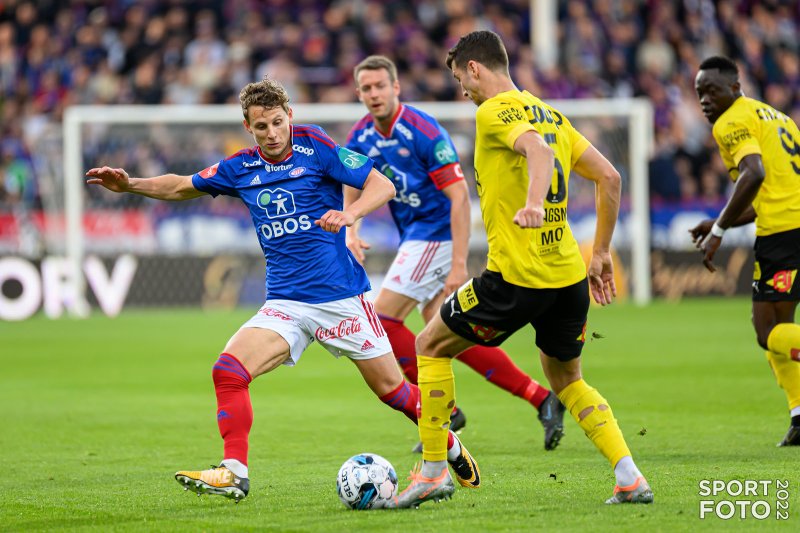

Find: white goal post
63;99;653;314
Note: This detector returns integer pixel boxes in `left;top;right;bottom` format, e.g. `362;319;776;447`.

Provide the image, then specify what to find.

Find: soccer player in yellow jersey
382;30;653;509
691;56;800;447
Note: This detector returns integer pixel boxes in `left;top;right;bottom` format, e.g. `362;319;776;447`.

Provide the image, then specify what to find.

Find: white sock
220;458;248;478
791;406;800;418
447;431;461;462
421;460;447;478
613;456;642;487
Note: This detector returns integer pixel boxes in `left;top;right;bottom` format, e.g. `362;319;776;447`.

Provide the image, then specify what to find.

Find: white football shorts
241;293;391;366
382;240;452;307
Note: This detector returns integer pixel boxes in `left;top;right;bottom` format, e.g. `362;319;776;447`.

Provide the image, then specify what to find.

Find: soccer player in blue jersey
345;56;566;455
85;77;479;502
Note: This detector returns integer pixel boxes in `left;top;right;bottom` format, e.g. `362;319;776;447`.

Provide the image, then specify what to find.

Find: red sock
379;315;419;383
379;381;454;449
212;353;253;465
457;345;550;408
379;380;419;423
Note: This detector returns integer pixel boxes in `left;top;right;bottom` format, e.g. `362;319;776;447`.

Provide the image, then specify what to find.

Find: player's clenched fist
512;205;545;228
86;166;131;193
315;210;356;233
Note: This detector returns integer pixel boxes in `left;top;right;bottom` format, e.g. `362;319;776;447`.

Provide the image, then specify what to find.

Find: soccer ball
336;453;398;510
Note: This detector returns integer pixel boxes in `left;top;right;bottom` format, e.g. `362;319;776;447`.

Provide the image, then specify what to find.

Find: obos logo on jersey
381;164;420;207
256;187;312;240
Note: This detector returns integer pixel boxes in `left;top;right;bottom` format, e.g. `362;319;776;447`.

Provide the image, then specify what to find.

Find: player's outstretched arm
512;130;553;228
696;154;763;272
573;144;621;305
85;166;205;201
316;168;395;233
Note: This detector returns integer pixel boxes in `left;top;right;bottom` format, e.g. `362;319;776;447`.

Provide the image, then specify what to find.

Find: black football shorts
440;270;589;361
752;227;800;302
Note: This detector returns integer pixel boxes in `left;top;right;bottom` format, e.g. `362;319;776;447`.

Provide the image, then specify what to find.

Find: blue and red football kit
346;104;464;243
192;124;374;303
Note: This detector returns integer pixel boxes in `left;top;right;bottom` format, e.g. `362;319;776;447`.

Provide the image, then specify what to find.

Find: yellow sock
558;379;631;467
417;355;455;462
767;323;800;362
765;350;800;410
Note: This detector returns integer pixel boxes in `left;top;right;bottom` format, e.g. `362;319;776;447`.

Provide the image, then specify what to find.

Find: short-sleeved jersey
474;90;590;289
346;104;464;243
191;124;374;303
712;96;800;236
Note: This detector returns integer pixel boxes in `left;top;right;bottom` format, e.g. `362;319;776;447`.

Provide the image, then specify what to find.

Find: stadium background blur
0;0;797;314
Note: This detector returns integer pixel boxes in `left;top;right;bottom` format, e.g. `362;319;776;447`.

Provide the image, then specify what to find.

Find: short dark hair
698;56;738;77
239;77;290;121
446;30;509;74
353;55;398;84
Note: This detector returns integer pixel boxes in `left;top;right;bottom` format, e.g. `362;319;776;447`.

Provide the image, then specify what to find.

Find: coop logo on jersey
315;316;362;341
293;144;315;156
242;160;262;168
396;122;413;140
338;147;369;169
289;166;306;177
199;162;219;178
381;164;420;207
434;140;457;165
767;269;797;293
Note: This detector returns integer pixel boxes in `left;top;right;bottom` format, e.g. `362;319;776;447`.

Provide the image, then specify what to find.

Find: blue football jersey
346;104;464;243
192;124;374;303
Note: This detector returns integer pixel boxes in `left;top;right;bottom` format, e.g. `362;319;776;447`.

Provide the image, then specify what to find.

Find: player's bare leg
754;300;800;446
175;328;292;502
540;352;653;504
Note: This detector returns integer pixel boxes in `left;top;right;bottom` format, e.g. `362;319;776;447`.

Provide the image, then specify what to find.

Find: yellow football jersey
474;90;590;288
713;96;800;236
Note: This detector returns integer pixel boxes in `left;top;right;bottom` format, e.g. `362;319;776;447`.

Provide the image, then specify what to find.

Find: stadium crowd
0;0;798;214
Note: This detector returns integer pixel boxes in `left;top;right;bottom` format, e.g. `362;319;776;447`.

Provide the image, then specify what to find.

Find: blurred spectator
0;0;797;217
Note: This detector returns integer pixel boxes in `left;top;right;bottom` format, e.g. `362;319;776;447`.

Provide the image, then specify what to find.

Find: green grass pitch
2;298;798;531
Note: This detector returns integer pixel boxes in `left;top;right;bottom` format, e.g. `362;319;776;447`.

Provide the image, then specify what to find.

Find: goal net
54;100;652;316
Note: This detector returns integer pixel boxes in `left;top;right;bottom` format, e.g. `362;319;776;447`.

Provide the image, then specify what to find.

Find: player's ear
468;60;479;78
287;107;293;121
242;118;251;133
